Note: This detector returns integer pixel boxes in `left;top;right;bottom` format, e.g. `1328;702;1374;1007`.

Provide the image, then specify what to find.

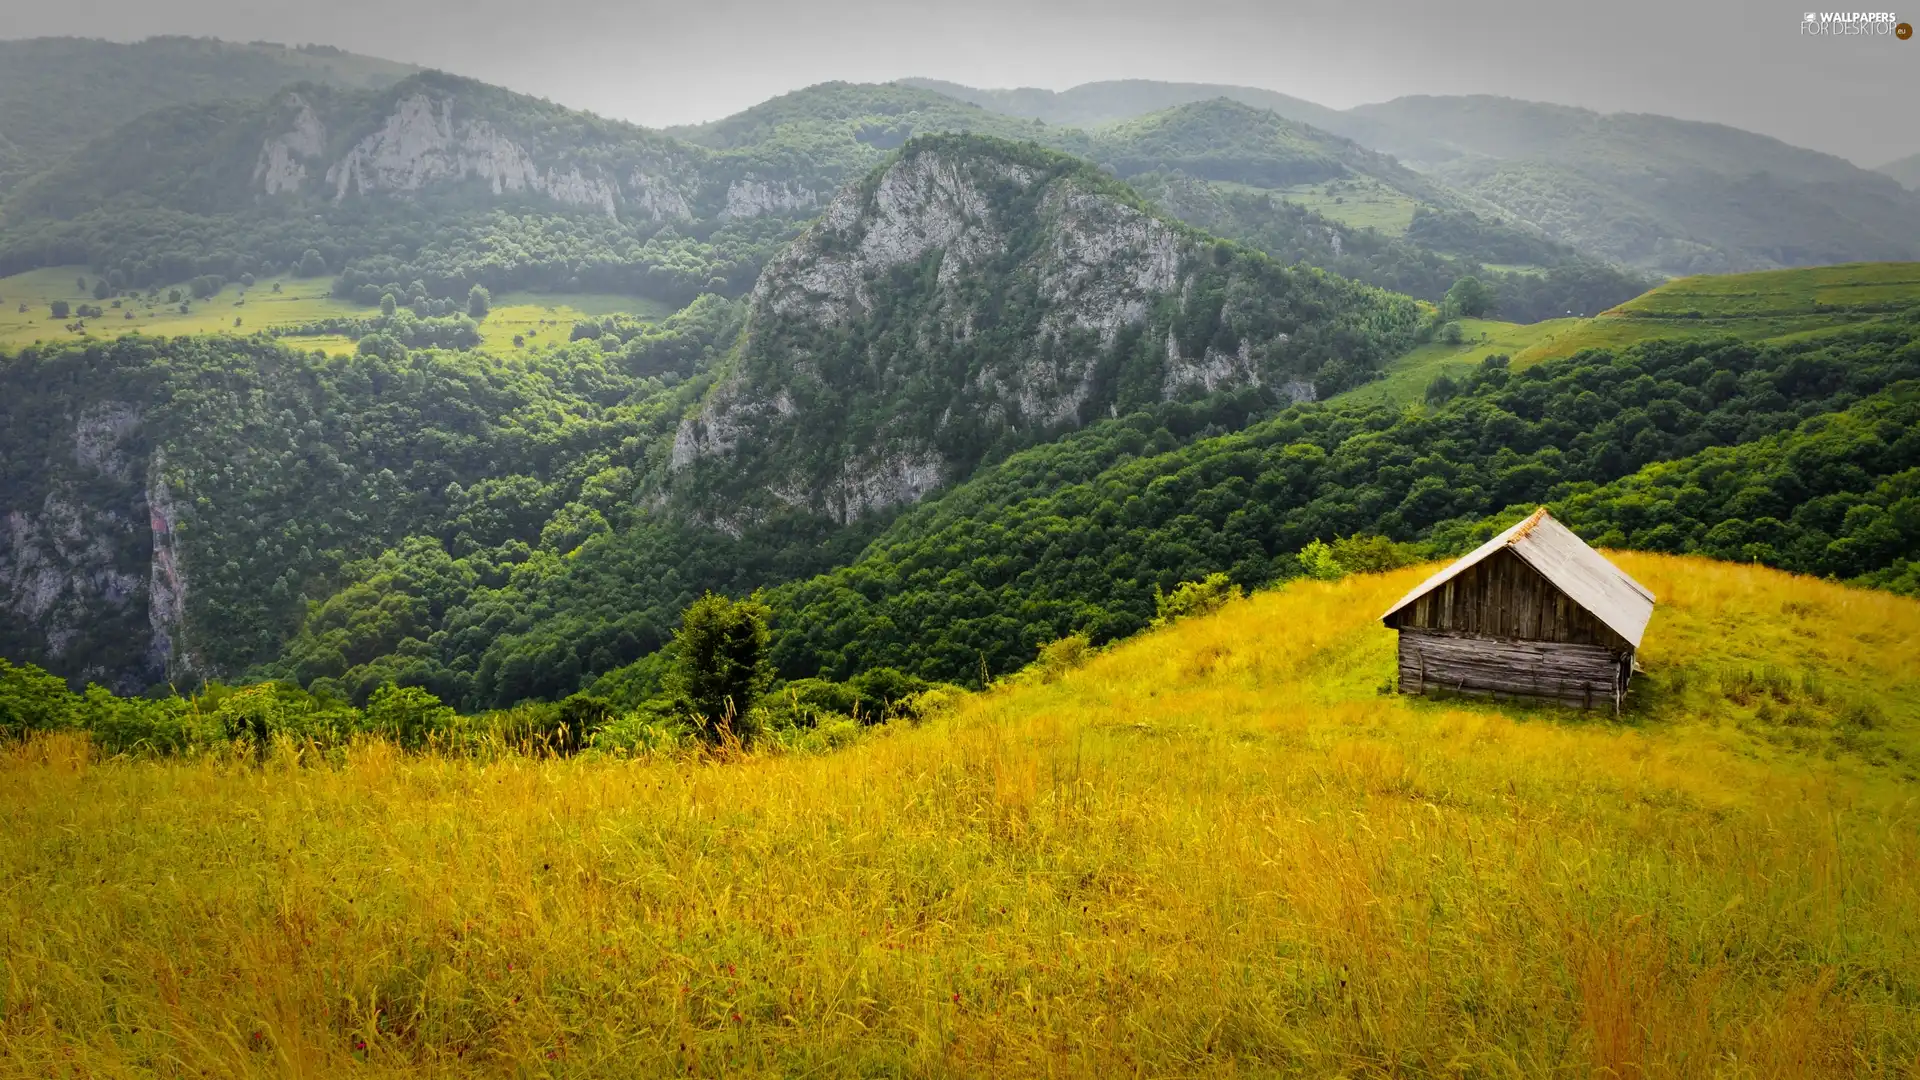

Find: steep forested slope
276;304;1920;707
751;317;1920;683
665;134;1424;531
0;327;718;691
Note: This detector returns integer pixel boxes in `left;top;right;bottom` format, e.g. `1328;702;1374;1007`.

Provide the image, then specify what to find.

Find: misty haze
1;3;1918;1075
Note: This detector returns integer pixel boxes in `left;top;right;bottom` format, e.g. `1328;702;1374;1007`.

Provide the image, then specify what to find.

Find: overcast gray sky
7;0;1917;164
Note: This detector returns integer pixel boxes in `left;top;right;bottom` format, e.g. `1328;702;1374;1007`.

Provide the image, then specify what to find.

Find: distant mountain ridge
898;77;1350;133
910;79;1920;277
0;74;1640;322
1881;153;1920;191
0;36;417;196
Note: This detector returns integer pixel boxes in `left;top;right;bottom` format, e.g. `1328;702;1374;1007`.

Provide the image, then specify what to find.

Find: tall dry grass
3;553;1918;1077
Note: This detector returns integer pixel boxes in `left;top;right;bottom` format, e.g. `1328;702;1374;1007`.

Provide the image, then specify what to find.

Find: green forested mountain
665;134;1424;531
1348;96;1920;277
5;56;1919;712
745;318;1920;683
913;80;1920;279
0;132;1423;700
0;70;821;306
0;76;1639;321
0;36;416;196
899;77;1349;133
665;81;1084;155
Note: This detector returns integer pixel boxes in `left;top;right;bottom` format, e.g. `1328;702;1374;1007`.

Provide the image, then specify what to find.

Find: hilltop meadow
4;554;1918;1077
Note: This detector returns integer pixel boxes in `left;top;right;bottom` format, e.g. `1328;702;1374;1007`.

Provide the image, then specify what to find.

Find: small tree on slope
667;593;772;744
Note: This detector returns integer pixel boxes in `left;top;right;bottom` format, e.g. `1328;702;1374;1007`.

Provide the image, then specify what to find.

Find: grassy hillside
5;555;1918;1073
1513;262;1920;364
1332;317;1577;406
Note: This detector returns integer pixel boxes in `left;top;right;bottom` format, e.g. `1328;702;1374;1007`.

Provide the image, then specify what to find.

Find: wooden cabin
1380;508;1655;712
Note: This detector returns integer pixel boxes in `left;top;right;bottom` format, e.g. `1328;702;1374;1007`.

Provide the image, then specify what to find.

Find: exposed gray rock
146;454;192;680
72;402;141;482
722;178;820;220
253;94;327;196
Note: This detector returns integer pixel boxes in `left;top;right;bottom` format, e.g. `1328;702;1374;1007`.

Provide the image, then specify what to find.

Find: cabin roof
1379;508;1657;648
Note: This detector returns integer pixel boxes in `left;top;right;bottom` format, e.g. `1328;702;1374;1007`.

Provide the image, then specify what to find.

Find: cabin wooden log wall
1396;629;1632;710
1384;546;1636;710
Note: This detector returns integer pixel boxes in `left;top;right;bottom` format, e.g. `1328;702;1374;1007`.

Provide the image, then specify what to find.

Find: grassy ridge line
1514;263;1920;365
4;555;1916;1073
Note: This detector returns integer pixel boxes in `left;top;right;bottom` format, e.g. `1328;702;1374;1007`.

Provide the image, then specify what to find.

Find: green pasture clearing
0;267;679;356
0;267;356;350
1336;317;1578;405
1274;177;1420;234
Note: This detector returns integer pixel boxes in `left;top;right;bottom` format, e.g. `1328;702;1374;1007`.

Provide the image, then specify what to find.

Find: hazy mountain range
1;36;1917;697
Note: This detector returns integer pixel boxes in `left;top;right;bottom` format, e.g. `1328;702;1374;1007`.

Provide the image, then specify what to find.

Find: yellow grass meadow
3;554;1919;1077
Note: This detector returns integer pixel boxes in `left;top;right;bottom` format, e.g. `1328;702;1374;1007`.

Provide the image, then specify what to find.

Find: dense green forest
246;310;1920;709
735;319;1920;684
0;296;742;688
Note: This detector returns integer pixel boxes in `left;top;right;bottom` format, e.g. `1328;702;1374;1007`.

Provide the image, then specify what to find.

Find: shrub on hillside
1152;573;1244;627
1031;634;1095;684
666;593;773;744
208;682;360;748
81;688;207;756
365;684;457;749
0;659;79;739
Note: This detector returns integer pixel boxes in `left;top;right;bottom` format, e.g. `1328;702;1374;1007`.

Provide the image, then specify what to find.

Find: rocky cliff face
668;135;1421;531
0;403;181;691
244;80;826;225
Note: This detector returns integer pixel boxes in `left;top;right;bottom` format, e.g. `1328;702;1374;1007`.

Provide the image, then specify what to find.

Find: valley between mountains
2;33;1920;1077
0;44;1915;707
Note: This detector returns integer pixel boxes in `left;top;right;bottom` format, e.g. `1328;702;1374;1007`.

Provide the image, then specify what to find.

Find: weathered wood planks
1397;628;1632;711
